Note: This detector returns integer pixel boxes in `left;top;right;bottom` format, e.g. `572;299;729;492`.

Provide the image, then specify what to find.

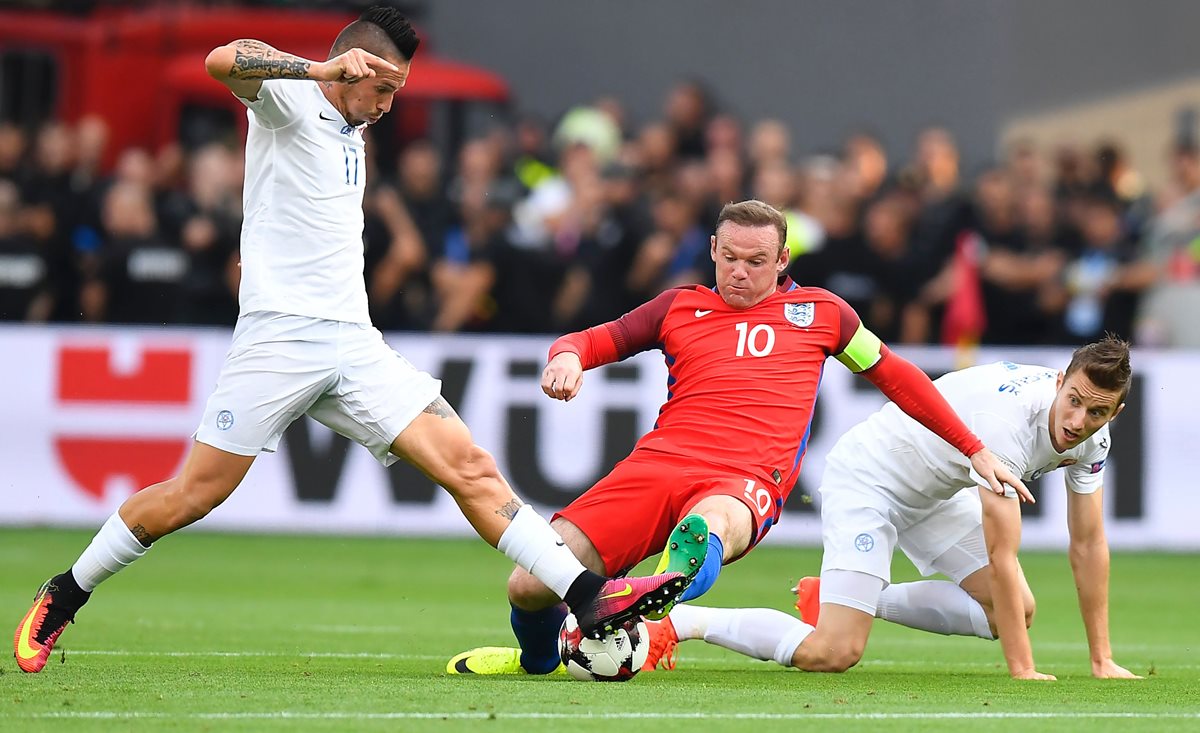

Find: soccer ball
558;613;648;682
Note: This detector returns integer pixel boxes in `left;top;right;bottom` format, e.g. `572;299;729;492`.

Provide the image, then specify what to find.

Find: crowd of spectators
3;79;1200;346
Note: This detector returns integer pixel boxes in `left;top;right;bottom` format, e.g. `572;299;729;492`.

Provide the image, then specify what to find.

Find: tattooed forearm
422;397;457;419
495;498;524;521
129;523;156;548
229;40;311;80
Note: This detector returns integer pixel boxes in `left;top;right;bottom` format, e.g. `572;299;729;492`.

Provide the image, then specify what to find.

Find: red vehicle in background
0;4;510;169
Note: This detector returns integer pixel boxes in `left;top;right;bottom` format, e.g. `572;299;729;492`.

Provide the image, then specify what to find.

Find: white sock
497;505;588;599
71;512;149;592
672;605;813;667
876;580;994;640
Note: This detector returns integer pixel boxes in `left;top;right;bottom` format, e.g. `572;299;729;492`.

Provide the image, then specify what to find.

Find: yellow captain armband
833;323;883;373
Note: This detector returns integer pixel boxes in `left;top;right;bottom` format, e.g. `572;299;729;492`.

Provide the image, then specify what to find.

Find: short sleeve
238;79;312;129
1065;427;1111;495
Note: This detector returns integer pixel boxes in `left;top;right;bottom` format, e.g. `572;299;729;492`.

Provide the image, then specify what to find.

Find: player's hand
970;448;1034;504
311;48;398;84
1011;669;1056;681
542;353;584;401
1092;658;1143;679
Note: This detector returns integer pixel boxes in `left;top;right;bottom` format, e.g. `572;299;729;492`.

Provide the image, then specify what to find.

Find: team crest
784;302;815;328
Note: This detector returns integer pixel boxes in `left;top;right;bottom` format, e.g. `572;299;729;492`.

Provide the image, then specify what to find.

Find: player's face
1048;370;1125;452
341;60;410;126
710;222;789;309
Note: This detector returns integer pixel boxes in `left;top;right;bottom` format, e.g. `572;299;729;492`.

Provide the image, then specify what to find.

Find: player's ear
1055;370;1064;390
776;244;789;272
1109;402;1126;422
710;234;718;262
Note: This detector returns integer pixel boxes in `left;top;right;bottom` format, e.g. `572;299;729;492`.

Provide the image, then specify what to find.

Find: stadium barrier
1;324;1195;550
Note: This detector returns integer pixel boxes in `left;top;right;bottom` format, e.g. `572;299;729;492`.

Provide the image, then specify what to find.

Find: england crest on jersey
785;302;815;328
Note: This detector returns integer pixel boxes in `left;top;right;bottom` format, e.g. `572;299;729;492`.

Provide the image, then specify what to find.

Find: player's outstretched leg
13;573;91;673
792;576;821;625
646;513;711;619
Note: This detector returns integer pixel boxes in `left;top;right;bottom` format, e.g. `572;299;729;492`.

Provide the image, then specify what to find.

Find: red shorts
553;449;784;576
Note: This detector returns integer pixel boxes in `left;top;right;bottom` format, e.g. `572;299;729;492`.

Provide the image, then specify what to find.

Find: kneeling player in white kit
13;7;691;674
641;336;1141;680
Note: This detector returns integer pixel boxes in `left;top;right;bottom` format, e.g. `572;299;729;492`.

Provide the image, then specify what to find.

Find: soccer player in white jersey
13;6;692;674
641;336;1142;680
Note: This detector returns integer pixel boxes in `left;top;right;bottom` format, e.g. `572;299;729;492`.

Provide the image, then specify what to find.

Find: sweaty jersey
836;361;1111;507
236;79;370;324
550;278;981;497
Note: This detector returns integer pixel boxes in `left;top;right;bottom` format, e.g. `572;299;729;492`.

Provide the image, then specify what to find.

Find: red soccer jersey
552;278;859;496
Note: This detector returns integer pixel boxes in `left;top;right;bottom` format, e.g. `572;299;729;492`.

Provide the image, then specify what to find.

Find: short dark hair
331;6;420;62
715;199;787;253
1064;334;1132;402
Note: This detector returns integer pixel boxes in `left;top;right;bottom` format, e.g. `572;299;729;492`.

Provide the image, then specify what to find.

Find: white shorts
818;449;987;586
195;311;442;466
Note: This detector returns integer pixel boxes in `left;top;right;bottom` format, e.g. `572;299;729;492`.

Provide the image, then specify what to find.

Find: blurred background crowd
3;11;1200;348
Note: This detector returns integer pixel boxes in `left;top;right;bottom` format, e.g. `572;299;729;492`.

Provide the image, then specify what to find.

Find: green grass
1;529;1197;732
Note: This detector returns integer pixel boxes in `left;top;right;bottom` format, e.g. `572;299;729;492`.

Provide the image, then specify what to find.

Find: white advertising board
0;324;1194;550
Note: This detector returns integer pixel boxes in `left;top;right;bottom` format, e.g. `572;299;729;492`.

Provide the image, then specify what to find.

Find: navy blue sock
679;533;724;603
511;603;568;674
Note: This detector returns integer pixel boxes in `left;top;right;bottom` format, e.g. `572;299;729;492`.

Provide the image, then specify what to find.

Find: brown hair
1064;334;1132;402
715;199;787;253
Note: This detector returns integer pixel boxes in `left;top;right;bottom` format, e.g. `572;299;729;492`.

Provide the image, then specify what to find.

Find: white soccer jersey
236;79;370;324
838;361;1111;507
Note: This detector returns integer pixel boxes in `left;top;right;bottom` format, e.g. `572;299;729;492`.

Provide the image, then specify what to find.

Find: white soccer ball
558;613;649;682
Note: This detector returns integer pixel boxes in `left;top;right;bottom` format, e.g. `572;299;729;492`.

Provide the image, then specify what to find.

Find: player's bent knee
507;567;555;610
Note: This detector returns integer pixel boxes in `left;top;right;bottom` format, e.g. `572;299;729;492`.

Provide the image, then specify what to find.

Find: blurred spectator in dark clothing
0;180;55;321
705;113;743;157
708;147;746;209
802;193;922;343
398;140;453;262
633;121;678;196
1004;137;1045;196
364;184;428;330
747;119;791;179
842;131;889;206
1048;191;1154;342
24;122;95;322
627;190;708;299
972;168;1061;345
483;179;567;334
568;161;652;328
84;181;185;324
1096;140;1154;240
156;144;241;325
663;79;712;161
907;127;971;280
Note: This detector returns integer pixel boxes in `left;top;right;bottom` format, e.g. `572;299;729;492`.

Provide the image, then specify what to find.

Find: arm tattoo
495;498;524;521
422;397;457;420
229;40;311;80
129;523;156;548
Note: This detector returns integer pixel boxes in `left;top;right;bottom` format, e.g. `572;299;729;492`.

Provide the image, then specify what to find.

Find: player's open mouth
1063;428;1079;443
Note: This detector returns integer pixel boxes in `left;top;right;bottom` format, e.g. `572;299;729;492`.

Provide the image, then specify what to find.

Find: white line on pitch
59;650;1197;670
8;712;1200;721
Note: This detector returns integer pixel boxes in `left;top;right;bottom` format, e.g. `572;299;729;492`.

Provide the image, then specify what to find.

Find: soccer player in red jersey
448;200;1026;675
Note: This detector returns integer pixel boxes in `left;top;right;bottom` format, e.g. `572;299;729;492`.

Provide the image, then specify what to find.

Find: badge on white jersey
785;302;815;328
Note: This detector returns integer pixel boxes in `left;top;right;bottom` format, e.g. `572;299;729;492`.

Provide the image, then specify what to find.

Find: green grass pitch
2;528;1197;732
